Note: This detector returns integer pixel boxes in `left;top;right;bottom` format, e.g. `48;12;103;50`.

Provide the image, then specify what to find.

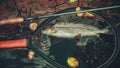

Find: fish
42;22;108;39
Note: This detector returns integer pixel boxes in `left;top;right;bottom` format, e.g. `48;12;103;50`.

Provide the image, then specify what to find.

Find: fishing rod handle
0;38;27;48
0;18;24;25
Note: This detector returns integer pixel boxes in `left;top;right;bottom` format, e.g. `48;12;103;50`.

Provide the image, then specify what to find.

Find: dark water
0;49;53;68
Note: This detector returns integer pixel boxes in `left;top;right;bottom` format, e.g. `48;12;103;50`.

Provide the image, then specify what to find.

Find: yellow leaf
75;7;81;11
85;12;94;17
29;22;38;31
76;7;84;16
67;57;79;68
69;0;77;3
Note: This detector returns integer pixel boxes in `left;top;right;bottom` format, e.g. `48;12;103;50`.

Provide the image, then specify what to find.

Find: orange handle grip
0;18;24;25
0;38;27;48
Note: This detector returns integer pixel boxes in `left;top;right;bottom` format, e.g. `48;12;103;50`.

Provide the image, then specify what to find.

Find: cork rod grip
0;18;24;25
0;38;27;48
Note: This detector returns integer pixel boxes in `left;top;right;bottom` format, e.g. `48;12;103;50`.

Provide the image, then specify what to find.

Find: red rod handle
0;18;24;25
0;38;27;48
